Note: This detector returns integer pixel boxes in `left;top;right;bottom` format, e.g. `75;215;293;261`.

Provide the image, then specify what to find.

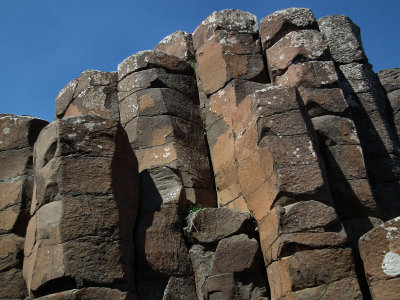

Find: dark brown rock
299;88;349;117
378;68;400;94
210;234;261;274
23;116;139;297
35;288;135;300
0;114;48;151
185;208;255;244
118;50;193;81
267;248;360;299
260;7;317;49
162;276;197;300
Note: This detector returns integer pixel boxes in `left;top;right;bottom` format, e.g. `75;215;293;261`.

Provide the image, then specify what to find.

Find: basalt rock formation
1;7;400;300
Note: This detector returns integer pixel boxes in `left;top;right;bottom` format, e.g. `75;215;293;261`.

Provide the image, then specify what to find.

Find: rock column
319;15;400;220
192;9;269;210
0;115;47;299
117;49;210;298
23;116;138;299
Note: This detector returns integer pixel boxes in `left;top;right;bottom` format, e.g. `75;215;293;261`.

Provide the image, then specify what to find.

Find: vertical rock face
118;50;215;207
117;49;212;297
193;9;269;210
359;217;400;299
378;68;400;137
55;70;119;120
185;208;268;299
319;15;400;220
23;116;139;299
0;115;48;300
2;6;400;300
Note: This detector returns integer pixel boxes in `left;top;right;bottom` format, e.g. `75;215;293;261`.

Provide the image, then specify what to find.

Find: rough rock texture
185;208;268;300
359;217;400;299
154;30;195;61
378;68;400;137
56;71;119;120
319;15;400;221
193;9;269;211
23;116;139;298
118;50;215;207
3;7;400;300
0;115;48;300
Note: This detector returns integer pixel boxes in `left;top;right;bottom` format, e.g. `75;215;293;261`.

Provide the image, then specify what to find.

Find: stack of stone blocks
0;7;399;300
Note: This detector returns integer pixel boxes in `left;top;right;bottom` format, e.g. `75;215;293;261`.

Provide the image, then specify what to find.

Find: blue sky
1;0;399;121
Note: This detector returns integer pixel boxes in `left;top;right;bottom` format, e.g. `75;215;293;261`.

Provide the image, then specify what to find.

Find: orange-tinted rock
233;86;329;221
58;70;119;120
359;217;400;299
154;31;195;61
23;116;139;297
260;7;317;49
266;30;329;79
267;248;361;299
195;31;266;95
275;61;338;89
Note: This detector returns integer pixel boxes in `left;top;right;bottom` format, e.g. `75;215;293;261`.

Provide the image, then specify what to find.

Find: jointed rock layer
1;7;400;300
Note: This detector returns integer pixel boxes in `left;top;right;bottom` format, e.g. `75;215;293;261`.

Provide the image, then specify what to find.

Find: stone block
260;7;317;49
318;15;367;64
154;30;195;61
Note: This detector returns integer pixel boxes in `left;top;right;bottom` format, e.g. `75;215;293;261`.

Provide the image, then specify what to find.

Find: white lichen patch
68;133;77;139
308;140;316;157
384;226;399;240
97;145;103;149
3;127;10;135
84;122;95;131
382;251;400;276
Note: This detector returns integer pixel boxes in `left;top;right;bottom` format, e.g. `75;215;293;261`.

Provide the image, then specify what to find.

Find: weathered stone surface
378;68;400;93
154;30;195;61
192;9;258;50
343;217;383;249
232;86;329;221
275;61;338;89
195;30;266;95
312;115;378;218
266;30;329;79
162;276;197;300
318;15;367;64
359;217;400;299
59;70;119;120
185;208;255;244
267;248;359;299
189;244;214;300
299;88;349;117
135;167;193;298
210;234;261;274
260;7;317;49
0;115;47;299
0;268;28;299
258;201;345;265
118;50;193;81
0;114;48;151
35;288;134;300
23;116;139;297
0;234;24;272
281;276;363;299
118;68;198;101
